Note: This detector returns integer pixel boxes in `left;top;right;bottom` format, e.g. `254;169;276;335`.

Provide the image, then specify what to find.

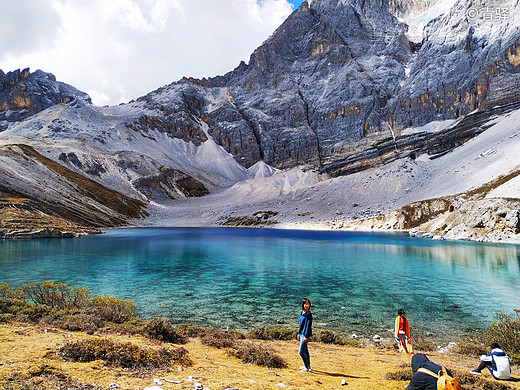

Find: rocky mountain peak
0;68;91;131
1;0;520;238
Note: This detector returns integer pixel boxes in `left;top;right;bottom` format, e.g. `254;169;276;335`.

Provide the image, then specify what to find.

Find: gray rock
0;68;91;130
505;210;520;232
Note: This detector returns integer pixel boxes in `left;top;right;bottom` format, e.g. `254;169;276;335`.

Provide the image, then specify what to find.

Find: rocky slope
0;193;100;239
0;144;148;237
0;0;519;241
0;68;90;131
345;170;520;243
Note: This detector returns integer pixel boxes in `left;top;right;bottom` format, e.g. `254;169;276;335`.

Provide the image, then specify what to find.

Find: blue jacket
298;310;313;338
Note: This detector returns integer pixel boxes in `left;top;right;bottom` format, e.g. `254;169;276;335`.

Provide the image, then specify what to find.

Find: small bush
485;309;520;364
201;329;239;349
453;338;487;357
89;294;136;323
232;342;287;368
143;317;188;344
248;327;295;341
384;368;413;381
0;283;24;300
54;313;105;334
0;297;35;322
410;329;436;352
0;313;15;323
177;323;207;337
18;304;52;323
314;329;348;345
22;281;90;310
59;338;191;371
0;364;101;390
102;317;147;335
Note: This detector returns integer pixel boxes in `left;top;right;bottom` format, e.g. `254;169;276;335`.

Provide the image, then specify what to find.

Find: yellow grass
1;323;518;390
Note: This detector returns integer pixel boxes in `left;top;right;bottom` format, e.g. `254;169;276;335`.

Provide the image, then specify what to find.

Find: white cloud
0;0;294;106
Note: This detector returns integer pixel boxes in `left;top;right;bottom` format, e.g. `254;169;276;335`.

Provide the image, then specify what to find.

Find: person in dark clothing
297;298;313;372
406;354;460;390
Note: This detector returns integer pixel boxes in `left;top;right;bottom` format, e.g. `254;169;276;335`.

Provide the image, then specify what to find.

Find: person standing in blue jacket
297;298;313;372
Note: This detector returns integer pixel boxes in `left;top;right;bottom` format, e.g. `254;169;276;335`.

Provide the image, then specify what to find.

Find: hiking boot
470;370;481;375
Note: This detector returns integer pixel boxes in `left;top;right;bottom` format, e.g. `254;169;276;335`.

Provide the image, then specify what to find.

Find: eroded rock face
0;69;91;130
0;144;147;228
133;168;209;202
132;0;520;174
346;194;520;243
389;1;520;130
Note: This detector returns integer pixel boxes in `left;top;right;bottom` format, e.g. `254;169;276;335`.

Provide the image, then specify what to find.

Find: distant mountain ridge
1;0;520;239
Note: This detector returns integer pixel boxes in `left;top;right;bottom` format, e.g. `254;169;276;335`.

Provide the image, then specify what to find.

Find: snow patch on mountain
399;0;458;42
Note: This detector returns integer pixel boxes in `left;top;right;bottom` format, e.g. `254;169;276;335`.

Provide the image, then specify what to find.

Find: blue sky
288;0;306;9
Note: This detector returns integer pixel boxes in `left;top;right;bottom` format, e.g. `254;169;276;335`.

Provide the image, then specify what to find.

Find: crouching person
407;353;461;390
470;343;511;380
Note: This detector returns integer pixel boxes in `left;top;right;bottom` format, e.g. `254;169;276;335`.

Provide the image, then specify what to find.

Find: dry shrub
0;283;24;300
384;367;413;381
0;284;51;324
232;342;287;368
59;338;191;371
89;294;136;323
452;370;516;390
201;329;240;349
452;338;487;357
17;304;52;323
314;329;355;345
410;329;436;352
248;327;295;341
51;312;104;335
0;363;101;390
101;317;147;335
177;323;207;337
143;317;188;344
485;310;520;364
22;282;90;310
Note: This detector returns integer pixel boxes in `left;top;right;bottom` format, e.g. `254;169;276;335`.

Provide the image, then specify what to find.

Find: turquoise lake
1;228;519;340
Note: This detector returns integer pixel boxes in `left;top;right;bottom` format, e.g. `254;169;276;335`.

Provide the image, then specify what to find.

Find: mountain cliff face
389;0;520;128
150;0;412;170
0;68;90;131
1;0;520;238
131;0;520;174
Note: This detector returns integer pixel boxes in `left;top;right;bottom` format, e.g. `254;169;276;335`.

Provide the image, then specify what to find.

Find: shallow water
1;228;519;339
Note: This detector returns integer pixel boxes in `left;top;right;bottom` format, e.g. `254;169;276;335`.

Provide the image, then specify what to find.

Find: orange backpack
417;365;461;390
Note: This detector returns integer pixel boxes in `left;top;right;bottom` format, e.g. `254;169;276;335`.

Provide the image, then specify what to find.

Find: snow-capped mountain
1;0;520;241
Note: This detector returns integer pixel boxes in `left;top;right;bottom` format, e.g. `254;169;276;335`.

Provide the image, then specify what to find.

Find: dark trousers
475;360;492;372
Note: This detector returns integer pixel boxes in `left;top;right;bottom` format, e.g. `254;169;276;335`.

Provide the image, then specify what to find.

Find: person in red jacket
395;308;414;354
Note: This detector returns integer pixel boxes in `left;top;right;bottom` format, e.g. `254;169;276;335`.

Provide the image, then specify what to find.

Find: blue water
1;228;519;339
